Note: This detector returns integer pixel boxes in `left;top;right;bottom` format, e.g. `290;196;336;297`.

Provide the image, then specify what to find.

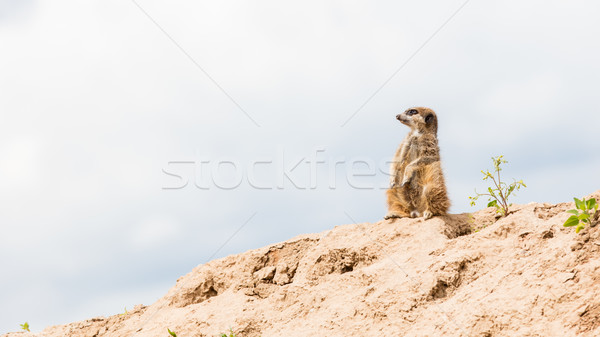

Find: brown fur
385;107;450;220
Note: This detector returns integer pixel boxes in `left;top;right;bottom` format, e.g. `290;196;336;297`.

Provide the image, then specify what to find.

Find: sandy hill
3;191;600;337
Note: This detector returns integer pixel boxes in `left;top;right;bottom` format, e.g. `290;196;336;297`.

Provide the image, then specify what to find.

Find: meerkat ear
425;114;435;124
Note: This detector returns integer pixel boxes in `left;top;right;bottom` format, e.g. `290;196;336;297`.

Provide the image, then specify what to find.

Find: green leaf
507;184;516;196
487;200;498;208
168;328;177;337
563;215;580;227
576;224;585;233
578;213;590;221
587;198;597;210
566;209;579;215
574;198;584;210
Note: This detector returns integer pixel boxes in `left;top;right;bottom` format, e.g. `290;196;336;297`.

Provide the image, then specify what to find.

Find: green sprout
564;197;598;233
20;322;30;332
468;155;526;217
168;328;177;337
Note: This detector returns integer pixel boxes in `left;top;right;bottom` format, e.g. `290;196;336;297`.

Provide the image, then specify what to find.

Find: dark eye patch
407;109;418;116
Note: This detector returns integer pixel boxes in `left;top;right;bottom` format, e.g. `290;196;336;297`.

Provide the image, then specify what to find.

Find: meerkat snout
396;111;412;126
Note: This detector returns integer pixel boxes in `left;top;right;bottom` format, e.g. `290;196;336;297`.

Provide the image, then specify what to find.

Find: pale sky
1;0;599;333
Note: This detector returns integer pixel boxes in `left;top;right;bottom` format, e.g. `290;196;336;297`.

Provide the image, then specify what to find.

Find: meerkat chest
405;133;422;162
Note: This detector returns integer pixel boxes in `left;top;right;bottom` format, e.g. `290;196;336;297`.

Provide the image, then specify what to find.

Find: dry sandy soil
3;191;600;337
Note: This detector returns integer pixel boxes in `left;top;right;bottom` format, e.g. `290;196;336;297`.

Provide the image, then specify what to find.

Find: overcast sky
1;0;599;333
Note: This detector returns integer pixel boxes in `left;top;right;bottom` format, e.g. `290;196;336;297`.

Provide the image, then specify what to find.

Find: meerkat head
396;107;438;134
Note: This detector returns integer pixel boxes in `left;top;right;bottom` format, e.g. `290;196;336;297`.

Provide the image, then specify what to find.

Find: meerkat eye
407;109;418;116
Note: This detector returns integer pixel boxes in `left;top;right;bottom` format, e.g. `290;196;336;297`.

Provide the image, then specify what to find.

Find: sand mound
4;191;600;337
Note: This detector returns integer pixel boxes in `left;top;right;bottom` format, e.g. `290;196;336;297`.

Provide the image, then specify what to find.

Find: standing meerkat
385;107;450;220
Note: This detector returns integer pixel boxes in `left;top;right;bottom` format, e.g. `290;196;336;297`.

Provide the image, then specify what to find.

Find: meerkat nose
396;114;402;120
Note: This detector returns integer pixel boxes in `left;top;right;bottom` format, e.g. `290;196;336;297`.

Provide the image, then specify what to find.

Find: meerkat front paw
423;210;433;219
400;175;412;187
401;170;415;187
384;212;403;220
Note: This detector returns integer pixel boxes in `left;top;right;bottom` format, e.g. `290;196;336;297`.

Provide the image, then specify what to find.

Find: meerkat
384;107;450;220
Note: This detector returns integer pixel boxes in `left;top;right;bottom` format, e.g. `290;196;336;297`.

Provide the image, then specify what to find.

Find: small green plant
168;328;177;337
219;328;237;337
121;307;129;316
468;155;526;217
20;322;30;332
564;197;598;233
